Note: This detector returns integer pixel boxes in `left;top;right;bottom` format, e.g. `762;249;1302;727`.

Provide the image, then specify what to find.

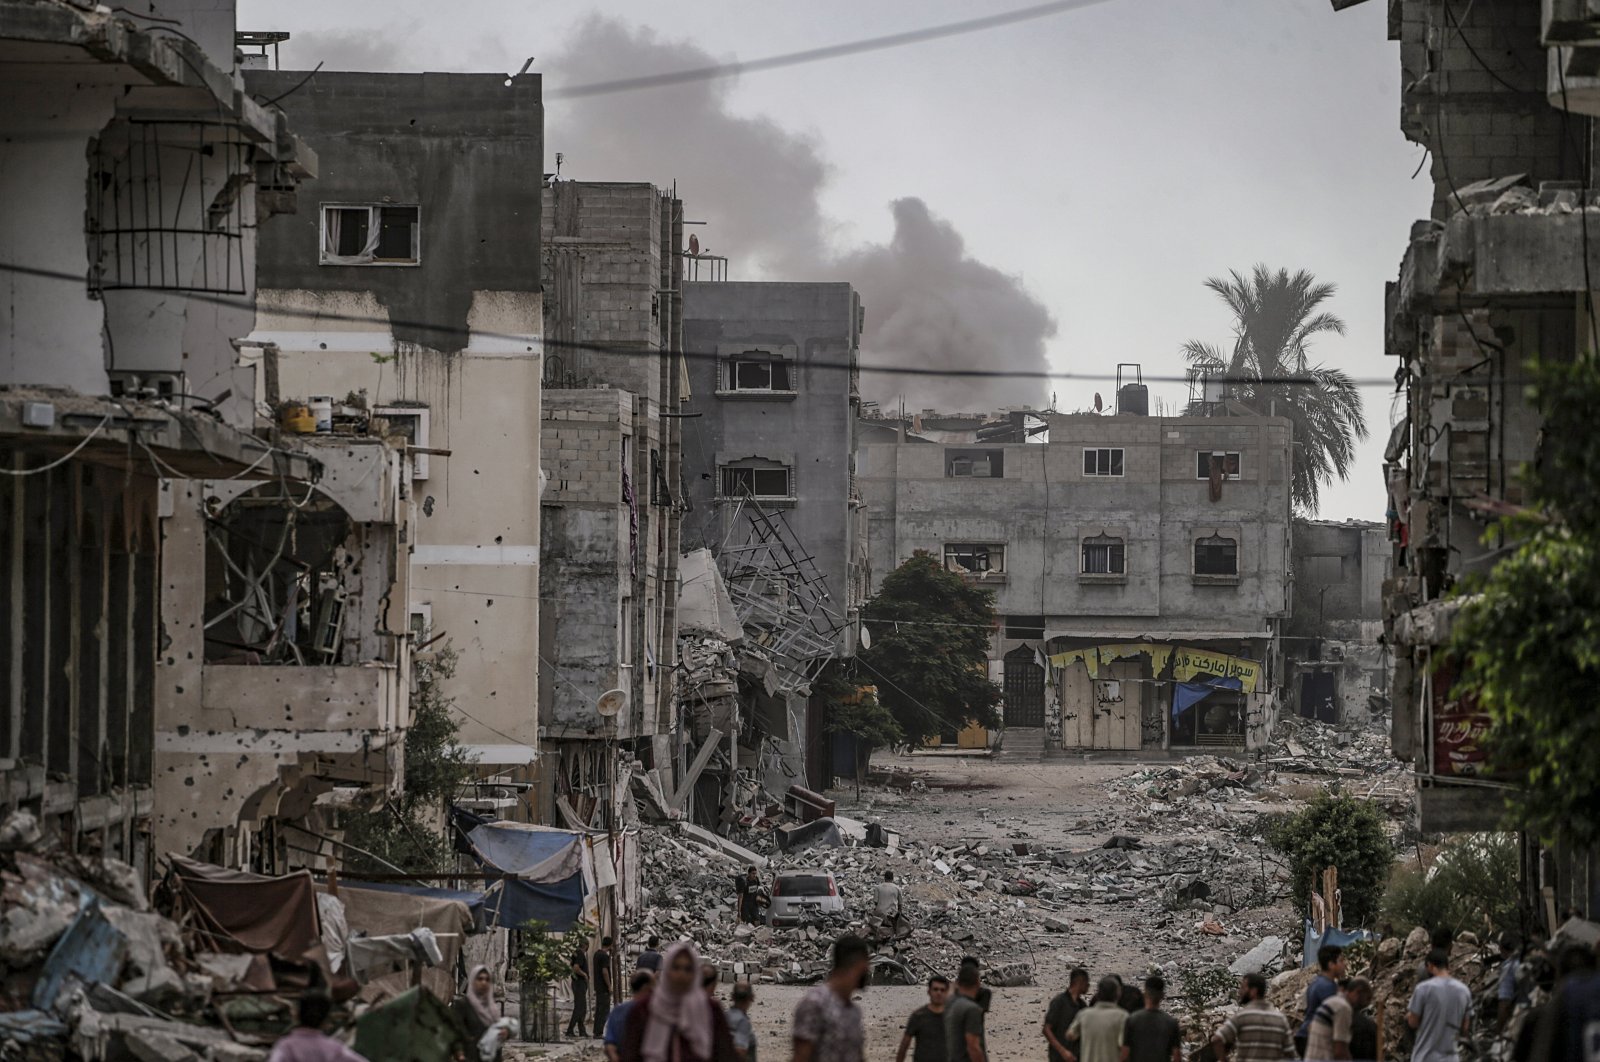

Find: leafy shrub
1264;790;1394;926
1380;834;1520;936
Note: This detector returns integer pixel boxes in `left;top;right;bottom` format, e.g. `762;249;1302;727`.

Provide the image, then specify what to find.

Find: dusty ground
730;751;1299;1061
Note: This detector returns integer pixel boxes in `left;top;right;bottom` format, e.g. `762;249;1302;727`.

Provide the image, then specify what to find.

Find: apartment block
859;406;1293;752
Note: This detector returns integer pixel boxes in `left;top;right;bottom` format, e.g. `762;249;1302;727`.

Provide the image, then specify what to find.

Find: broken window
1004;614;1046;639
373;405;430;479
1082;447;1124;477
719;463;792;500
1195;450;1242;480
945;448;1003;478
320;204;420;265
725;352;793;392
1193;535;1239;576
202;484;357;664
944;543;1005;576
1081;535;1126;574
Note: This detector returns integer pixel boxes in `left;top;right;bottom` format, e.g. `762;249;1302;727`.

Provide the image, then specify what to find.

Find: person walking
1406;949;1472;1062
1064;976;1128;1062
621;942;735;1062
1043;968;1090;1062
791;935;869;1062
453;965;512;1062
1303;976;1359;1061
1296;945;1347;1057
895;976;949;1062
875;870;905;938
735;868;769;925
638;936;664;974
1122;975;1182;1062
728;981;758;1062
1494;932;1524;1030
568;945;591;1039
943;965;987;1062
606;972;655;1062
1344;979;1376;1062
267;990;367;1062
595;935;616;1036
1211;973;1295;1062
958;957;993;1013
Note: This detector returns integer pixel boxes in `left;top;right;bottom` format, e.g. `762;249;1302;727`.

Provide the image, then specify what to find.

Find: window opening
1194;535;1239;576
321;204;419;265
1196;451;1242;480
944;543;1005;576
945;449;1003;478
1082;448;1124;477
1081;535;1126;574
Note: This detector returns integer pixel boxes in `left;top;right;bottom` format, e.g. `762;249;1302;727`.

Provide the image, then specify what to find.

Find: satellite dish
688;234;700;256
596;688;628;718
859;625;872;650
1093;393;1103;413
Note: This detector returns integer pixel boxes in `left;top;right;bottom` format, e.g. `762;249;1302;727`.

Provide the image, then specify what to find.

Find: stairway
1001;727;1046;762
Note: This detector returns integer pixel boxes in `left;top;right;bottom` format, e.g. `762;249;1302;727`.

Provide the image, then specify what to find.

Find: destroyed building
537;181;686;829
246;68;547;790
857;396;1293;753
1334;0;1595;915
682;282;866;795
0;1;396;869
1284;518;1387;727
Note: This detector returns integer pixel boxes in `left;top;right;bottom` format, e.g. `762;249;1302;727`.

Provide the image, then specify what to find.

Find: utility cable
545;0;1120;100
0;415;110;475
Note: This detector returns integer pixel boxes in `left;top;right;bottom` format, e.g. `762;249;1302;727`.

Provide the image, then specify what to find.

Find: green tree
1182;264;1368;513
858;551;1001;745
1264;791;1394;927
819;665;903;795
344;647;473;874
1449;357;1600;848
1381;835;1520;936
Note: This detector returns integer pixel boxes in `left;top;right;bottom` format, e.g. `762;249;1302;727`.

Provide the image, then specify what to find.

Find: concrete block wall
541;390;630;505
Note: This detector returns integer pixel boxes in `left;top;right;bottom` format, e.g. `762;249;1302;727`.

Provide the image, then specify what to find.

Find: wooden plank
672;728;725;812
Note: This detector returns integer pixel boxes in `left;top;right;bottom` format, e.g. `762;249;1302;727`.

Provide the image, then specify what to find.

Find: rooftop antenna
554;152;564;178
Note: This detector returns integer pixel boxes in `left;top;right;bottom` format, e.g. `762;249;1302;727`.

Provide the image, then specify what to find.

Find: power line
545;0;1120;100
0;259;1530;390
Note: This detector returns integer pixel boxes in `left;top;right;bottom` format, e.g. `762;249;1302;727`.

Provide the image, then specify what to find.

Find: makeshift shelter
335;883;475;1002
462;821;590;931
165;856;327;990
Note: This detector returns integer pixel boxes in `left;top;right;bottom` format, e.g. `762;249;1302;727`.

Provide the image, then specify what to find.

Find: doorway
1002;646;1045;727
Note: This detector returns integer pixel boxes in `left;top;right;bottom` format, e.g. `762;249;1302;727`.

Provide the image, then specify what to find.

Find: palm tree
1182;264;1367;513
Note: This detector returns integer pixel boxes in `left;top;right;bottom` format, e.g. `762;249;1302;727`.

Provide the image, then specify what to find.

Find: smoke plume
543;18;1056;412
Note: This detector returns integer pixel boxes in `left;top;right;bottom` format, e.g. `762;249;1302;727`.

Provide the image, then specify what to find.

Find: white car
767;869;844;925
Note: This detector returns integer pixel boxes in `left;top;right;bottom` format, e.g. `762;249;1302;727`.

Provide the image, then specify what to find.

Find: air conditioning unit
109;371;185;400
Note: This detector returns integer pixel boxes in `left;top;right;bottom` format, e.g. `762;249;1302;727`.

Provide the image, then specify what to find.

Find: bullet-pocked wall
247;70;545;773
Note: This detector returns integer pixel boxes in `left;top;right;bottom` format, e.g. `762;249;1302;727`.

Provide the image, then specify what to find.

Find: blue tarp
458;819;588;933
1172;675;1244;718
1301;919;1380;968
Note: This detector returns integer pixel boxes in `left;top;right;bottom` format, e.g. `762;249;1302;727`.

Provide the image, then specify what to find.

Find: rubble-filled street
627;716;1442;1059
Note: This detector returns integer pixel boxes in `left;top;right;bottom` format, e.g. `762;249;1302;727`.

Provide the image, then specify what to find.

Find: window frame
319;203;421;267
373;405;431;480
1080;534;1127;575
945;448;1004;478
718;462;794;502
943;542;1006;578
719;350;796;397
1193;534;1240;577
1082;447;1125;478
1195;450;1242;481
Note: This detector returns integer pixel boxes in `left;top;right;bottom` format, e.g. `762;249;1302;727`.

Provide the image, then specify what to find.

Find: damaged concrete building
245;69;546;795
537;180;685;829
858;398;1293;754
1335;0;1598;912
681;282;866;797
0;1;422;871
1284;518;1387;727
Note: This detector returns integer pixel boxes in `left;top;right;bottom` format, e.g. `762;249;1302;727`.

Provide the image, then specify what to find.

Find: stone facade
859;409;1293;752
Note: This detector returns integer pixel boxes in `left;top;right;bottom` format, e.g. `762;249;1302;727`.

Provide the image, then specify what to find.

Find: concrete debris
1227;935;1285;976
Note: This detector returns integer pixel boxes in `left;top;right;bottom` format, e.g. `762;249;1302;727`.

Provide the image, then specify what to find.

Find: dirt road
730;750;1295;1061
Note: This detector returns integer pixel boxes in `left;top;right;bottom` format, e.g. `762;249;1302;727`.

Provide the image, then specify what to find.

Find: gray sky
240;0;1430;520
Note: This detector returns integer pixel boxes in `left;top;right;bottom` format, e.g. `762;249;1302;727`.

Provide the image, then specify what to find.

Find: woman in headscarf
621;942;736;1062
453;965;510;1062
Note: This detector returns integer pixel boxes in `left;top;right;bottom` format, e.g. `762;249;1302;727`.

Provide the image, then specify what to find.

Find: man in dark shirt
1297;945;1347;1057
592;935;614;1033
1043;968;1090;1062
896;976;950;1062
1344;978;1377;1062
1123;975;1182;1062
566;947;589;1038
959;957;993;1013
945;966;988;1062
636;935;662;973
